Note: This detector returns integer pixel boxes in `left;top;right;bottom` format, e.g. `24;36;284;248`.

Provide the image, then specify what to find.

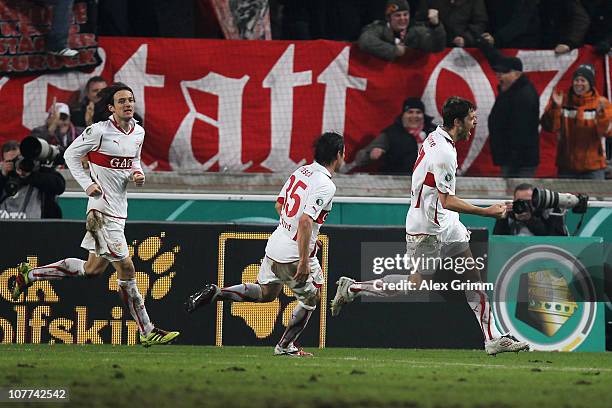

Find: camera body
512;199;531;215
3;137;62;197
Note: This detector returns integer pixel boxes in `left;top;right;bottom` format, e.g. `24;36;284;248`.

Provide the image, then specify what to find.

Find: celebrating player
185;132;345;356
10;83;179;347
331;97;529;355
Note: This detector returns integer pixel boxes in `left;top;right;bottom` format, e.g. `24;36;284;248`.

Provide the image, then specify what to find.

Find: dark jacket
428;0;488;47
493;211;567;236
70;99;90;128
484;0;541;49
539;0;590;49
488;74;540;168
353;114;436;174
583;0;612;53
358;19;446;61
0;166;65;218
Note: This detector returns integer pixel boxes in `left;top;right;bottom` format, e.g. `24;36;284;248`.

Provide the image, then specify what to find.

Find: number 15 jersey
266;161;336;263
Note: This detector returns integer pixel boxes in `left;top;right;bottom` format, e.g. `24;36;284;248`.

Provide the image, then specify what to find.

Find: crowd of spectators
96;1;610;54
2;0;609;183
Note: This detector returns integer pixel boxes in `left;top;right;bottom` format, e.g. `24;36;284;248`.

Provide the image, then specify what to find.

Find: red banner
0;37;606;176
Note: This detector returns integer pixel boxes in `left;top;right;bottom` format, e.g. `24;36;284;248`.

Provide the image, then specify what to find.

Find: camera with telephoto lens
3;137;64;197
531;187;589;214
19;136;64;166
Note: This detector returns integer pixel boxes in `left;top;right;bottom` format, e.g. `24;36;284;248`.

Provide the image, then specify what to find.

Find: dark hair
442;96;475;128
85;76;106;91
514;183;533;194
1;140;19;155
93;82;134;123
314;131;344;166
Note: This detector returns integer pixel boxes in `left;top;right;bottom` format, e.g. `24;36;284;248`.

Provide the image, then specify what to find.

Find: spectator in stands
426;0;488;48
539;0;590;54
358;0;446;61
71;77;108;128
44;0;79;57
481;0;540;49
279;0;387;41
0;140;65;219
30;102;83;154
481;44;540;178
541;64;612;180
343;97;436;175
493;183;567;236
582;0;611;54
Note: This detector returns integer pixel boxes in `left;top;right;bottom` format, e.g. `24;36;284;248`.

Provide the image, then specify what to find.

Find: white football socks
218;283;263;302
278;303;313;349
118;279;154;336
27;258;85;281
465;289;502;342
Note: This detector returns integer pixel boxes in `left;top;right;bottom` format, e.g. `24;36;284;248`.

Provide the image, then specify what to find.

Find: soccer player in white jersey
331;97;529;355
10;84;179;347
185;132;345;356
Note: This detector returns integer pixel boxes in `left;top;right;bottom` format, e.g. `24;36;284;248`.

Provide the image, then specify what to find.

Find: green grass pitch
1;345;611;408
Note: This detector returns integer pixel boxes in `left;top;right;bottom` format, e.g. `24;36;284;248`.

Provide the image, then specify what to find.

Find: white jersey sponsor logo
109;157;133;169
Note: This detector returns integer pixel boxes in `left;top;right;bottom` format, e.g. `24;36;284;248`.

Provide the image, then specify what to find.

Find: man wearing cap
541;64;612;179
30;102;84;154
484;45;540;178
358;0;446;61
343;97;437;174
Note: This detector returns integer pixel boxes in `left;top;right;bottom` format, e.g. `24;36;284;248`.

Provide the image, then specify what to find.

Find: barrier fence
0;221;605;350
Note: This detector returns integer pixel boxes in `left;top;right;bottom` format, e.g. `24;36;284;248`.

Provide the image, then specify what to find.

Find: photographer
493;183;567;236
0;140;65;219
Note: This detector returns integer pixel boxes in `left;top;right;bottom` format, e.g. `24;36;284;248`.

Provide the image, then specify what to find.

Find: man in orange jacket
541;64;612;179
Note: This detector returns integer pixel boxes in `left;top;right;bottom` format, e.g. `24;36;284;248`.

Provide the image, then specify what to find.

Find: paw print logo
231;262;299;338
108;232;180;299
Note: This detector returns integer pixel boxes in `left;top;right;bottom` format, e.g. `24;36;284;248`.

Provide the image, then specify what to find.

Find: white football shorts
406;219;471;275
257;256;323;310
81;210;129;262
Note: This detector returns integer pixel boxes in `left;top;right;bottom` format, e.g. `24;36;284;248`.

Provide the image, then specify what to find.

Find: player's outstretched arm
439;192;506;218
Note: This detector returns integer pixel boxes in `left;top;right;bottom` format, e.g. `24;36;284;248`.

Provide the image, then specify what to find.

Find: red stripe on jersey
88;151;135;169
423;172;436;187
414;184;424;208
487;302;493;340
315;210;329;225
413;147;425;172
433;197;440;225
276;197;285;205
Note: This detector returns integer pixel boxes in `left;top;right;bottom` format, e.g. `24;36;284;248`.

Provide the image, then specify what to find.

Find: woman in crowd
541;64;612;179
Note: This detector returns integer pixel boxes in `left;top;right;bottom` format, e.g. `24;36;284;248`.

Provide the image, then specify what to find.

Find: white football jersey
64;116;145;220
405;126;460;235
265;161;336;263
